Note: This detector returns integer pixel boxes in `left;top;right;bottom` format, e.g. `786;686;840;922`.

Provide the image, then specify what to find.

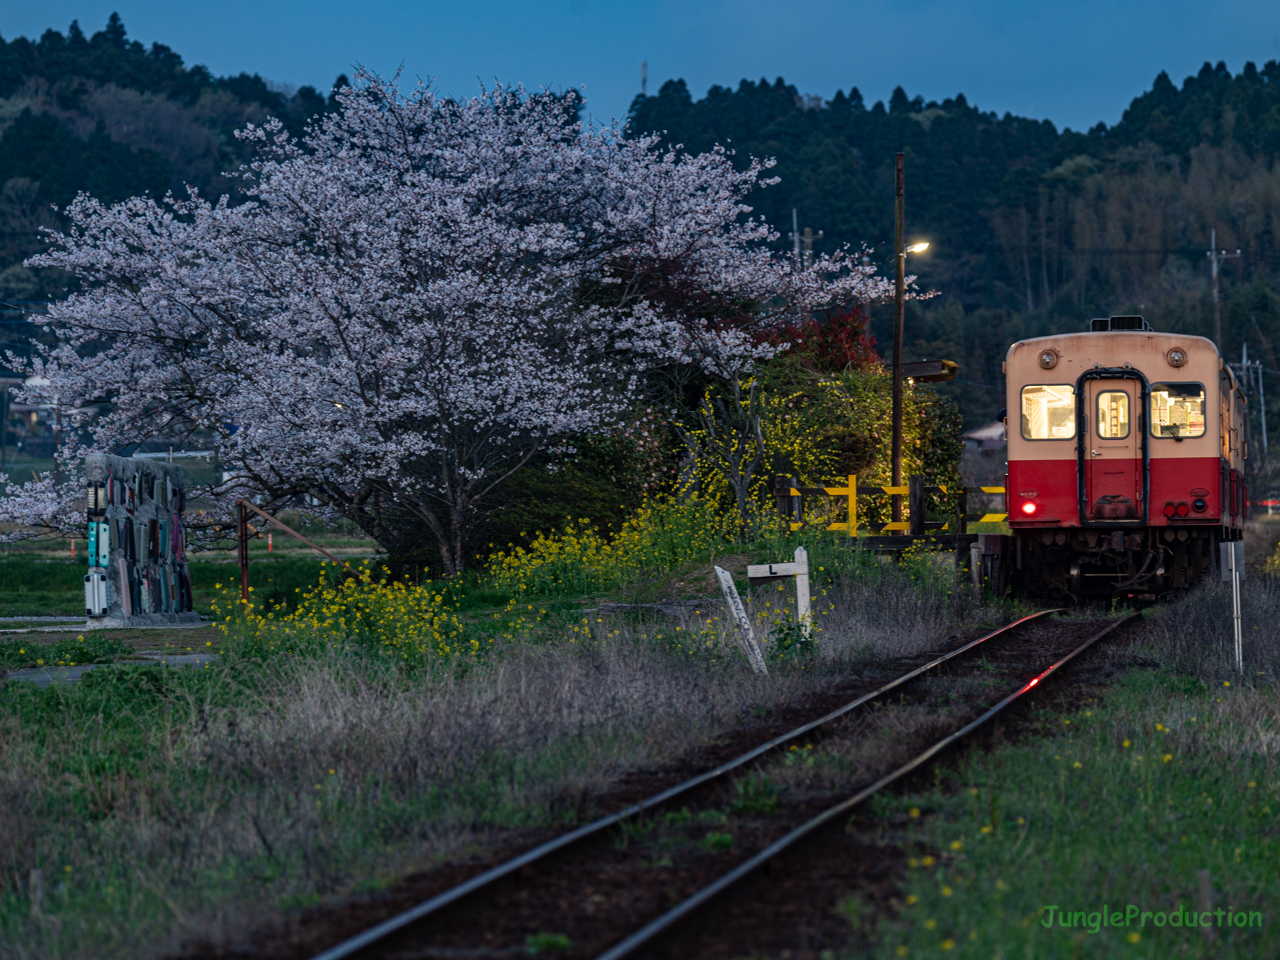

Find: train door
1084;378;1142;521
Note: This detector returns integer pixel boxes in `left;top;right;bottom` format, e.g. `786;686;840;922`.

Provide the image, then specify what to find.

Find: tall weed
1144;580;1280;683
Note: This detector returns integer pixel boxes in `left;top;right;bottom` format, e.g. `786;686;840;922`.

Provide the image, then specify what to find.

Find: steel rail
592;612;1141;960
308;609;1058;960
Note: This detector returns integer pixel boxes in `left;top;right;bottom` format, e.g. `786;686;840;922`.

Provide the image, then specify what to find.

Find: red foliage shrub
775;308;881;373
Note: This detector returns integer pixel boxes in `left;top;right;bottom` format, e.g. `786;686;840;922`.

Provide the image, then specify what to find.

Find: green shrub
485;496;734;597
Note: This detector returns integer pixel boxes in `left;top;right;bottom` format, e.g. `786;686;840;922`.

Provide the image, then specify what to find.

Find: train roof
1008;329;1219;359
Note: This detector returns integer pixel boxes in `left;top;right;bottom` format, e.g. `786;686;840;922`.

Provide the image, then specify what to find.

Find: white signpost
713;566;769;676
714;546;815;676
747;546;812;638
1220;540;1245;674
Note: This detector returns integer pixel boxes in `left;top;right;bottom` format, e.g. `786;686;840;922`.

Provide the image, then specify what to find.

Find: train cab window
1096;391;1130;439
1150;382;1206;438
1021;384;1075;440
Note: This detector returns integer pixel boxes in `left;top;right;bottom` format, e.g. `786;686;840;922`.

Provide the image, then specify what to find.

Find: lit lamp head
906;242;930;254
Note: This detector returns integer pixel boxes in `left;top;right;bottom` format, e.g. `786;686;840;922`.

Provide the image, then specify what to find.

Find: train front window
1150;382;1206;438
1096;391;1130;439
1021;384;1075;440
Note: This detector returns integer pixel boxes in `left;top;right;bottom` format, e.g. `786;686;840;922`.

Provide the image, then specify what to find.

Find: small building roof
962;421;1006;443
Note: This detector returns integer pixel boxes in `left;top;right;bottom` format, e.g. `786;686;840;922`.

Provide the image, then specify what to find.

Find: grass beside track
0;547;1000;960
859;581;1280;960
867;669;1280;959
4;526;1276;960
0;556;329;617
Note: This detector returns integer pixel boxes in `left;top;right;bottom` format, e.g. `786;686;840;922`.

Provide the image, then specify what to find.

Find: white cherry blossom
4;73;891;573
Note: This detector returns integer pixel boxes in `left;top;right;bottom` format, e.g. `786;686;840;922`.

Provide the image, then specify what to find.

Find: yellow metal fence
773;474;1007;537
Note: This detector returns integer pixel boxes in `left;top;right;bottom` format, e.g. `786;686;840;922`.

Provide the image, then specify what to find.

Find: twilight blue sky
6;1;1280;131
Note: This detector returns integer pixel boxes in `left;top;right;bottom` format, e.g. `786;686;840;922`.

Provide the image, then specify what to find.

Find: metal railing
774;474;1007;537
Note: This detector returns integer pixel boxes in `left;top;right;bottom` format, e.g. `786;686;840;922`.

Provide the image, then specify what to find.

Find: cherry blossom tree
3;73;891;575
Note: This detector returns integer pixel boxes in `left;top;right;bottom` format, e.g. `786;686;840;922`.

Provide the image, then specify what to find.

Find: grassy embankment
2;505;1277;959
0;503;1010;960
855;581;1280;960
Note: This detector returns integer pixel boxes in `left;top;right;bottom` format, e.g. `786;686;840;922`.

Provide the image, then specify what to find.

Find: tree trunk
683;378;765;534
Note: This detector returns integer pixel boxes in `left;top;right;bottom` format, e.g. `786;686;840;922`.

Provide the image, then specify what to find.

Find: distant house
962;421;1006;452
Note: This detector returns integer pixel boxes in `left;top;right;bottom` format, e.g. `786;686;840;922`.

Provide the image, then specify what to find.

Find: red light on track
1029;677;1039;686
1021;501;1037;516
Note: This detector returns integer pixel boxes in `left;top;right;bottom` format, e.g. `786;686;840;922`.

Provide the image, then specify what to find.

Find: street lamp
891;152;929;524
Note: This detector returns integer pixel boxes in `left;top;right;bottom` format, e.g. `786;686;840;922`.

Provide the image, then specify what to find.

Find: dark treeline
6;16;1280;433
629;65;1280;428
0;14;346;308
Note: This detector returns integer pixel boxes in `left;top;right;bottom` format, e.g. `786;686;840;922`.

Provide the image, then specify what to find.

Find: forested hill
6;16;1280;428
629;80;1071;287
629;64;1280;425
0;15;345;304
627;63;1280;310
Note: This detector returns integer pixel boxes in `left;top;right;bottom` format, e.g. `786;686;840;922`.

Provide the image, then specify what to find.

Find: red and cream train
1004;316;1246;599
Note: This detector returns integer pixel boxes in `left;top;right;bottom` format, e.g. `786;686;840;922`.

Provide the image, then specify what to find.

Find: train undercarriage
1011;526;1220;601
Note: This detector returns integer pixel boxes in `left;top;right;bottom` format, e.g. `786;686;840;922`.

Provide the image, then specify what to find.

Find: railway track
292;611;1139;960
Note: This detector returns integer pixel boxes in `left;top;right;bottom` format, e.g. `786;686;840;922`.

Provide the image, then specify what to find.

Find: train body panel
1004;319;1245;599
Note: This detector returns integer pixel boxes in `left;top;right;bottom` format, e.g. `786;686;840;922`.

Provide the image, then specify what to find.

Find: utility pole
892;153;906;524
1208;228;1242;349
784;218;825;325
1234;343;1268;461
800;226;822;269
787;211;822;321
640;61;647;96
787;211;826;268
1259;354;1269;461
791;209;801;323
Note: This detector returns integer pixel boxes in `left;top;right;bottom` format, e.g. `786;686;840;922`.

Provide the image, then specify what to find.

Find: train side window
1150;382;1206;438
1096;391;1130;439
1020;384;1075;440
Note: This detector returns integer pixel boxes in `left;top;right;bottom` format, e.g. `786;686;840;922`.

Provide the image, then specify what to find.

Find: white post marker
746;546;812;638
714;566;768;675
1220;540;1245;674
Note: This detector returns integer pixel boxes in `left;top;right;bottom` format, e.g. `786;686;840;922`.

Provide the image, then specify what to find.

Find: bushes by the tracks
210;562;549;665
485;496;736;598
